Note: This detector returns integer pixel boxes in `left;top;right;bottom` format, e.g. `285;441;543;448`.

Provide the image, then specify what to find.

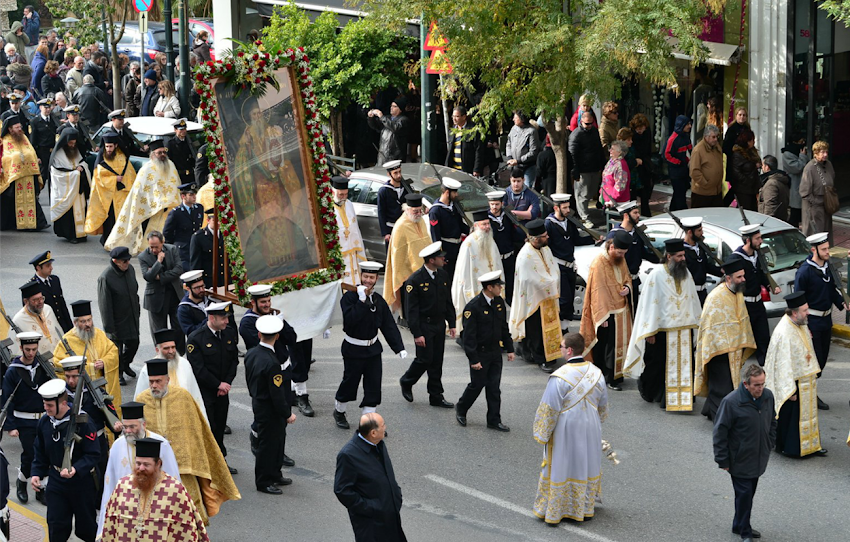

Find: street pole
163;0;175;83
177;0;190;115
101;5;110;58
420;17;435;163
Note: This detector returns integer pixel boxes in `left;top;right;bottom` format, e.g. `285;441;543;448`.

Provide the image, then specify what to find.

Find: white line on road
425;474;618;542
230;399;253;412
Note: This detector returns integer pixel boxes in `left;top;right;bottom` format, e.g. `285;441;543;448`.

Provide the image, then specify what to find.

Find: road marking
425;474;618;542
230;399;253;412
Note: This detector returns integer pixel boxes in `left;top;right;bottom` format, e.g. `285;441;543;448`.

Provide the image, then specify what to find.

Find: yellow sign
426;48;453;75
424;21;448;51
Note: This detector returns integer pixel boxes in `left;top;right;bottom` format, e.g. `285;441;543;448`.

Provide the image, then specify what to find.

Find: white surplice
11;304;61;356
509;242;559;340
451;228;504;332
49;148;90;236
334;200;366;287
134;355;208;423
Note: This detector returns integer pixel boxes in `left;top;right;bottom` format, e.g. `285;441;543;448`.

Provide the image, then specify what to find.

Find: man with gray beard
624;240;702;411
450;210;504;333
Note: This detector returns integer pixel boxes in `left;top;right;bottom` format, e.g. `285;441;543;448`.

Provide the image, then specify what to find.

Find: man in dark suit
137;231;185;354
167;118;196;186
190;210;225;289
194;143;210;186
28;250;73;332
163;182;204;271
445;105;484;176
334;413;406;542
94;110;145;165
30;98;57;188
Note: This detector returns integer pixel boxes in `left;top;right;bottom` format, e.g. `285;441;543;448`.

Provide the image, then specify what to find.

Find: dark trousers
456;354;503;425
730;475;759;538
112;337;140;375
701;354;733;420
639;176;653;217
17;425;37;478
95;435;108;504
789;207;802;228
593;315;622;386
669;171;690;212
201;389;229;457
400;323;447;401
502;253;517;303
523;309;546;365
254;414;285;488
745;301;769;366
558;265;577;323
808;314;832;373
335;354;382;408
293;339;312;384
736;193;758;212
697;288;708;306
148;306;185;355
690;192;723;209
36;146;52;189
46;476;97;542
639;332;666;402
0;452;8;509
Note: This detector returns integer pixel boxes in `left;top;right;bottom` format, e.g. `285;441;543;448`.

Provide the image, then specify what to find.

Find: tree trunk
546;114;571;193
329;109;344;157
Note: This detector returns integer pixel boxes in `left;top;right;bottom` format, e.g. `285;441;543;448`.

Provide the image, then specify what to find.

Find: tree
820;1;850;25
362;0;725;192
261;1;416;156
44;0;105;50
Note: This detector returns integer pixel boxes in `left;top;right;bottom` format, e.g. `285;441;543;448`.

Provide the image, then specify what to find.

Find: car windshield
419;177;492;209
761;228;810;271
152;30;185;48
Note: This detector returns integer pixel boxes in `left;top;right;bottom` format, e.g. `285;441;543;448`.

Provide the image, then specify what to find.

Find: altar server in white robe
533;333;608;525
331;176;366;287
451;209;503;332
623;239;702;411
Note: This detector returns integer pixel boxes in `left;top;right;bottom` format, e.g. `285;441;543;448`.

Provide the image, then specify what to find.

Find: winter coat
632;127;653;186
97;262;141;341
758;170;790;220
82;60;106;91
192;40;212;62
781;148;806;210
136;83;160;117
5;23;29;57
124;76;141;117
713;384;776;479
40;73;65;97
8;62;32;90
722;121;749;159
21;13;40;47
30;51;47;96
664;115;692;176
689;138;724;196
800;159;836;237
64;67;84;100
75;83;109;128
505;123;540;172
730;145;762;197
568;106;597;131
368;114;410;165
568;124;605;177
153;94;181;118
598;116;619;151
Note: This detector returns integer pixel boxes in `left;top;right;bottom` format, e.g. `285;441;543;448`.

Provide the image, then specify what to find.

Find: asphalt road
2;219;849;542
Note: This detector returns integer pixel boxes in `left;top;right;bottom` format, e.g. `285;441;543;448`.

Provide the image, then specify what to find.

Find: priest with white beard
623;239;702;411
49;128;91;243
134;328;207;423
105;139;181;255
96;401;181;539
331;176;366;288
451;210;504;332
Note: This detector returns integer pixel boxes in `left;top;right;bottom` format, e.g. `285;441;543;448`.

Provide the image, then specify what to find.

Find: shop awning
666;37;742;66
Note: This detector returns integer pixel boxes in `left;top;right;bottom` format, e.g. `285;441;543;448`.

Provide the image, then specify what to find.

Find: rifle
62;345;89;473
668;211;723;266
1;307;57;379
739;208;779;291
500;200;530;236
566;210;603;242
0;337;13;371
0;380;22;442
56;332;120;431
427;163;474;229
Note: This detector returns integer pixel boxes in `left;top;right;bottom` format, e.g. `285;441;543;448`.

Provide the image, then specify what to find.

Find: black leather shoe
334;410;350;429
119;376;127;386
455;408;467;427
35;489;46;505
16;479;27;503
282;454;295;467
258;485;283;495
487;423;510;432
430;398;454;408
400;380;413;402
539;363;555;374
227;465;238;475
817;396;829;410
733;528;761;538
273;477;293;486
124;366;137;378
297;395;315;417
224;424;232;434
814;448;828;456
607;384;622;391
249;432;259;456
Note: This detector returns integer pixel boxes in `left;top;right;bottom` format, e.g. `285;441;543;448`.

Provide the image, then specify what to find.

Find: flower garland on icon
193;40;343;304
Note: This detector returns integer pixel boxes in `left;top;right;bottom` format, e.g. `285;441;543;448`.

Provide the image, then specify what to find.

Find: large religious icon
213;68;326;282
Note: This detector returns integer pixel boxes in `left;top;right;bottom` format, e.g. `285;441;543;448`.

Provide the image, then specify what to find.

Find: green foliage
820;0;850;24
44;0;108;47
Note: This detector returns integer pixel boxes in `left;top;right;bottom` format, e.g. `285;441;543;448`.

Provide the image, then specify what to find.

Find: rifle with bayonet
668;211;723;266
428;163;474;229
598;185;663;260
1;308;57;379
62;345;89;473
0;380;22;442
739;208;779;291
56;332;120;431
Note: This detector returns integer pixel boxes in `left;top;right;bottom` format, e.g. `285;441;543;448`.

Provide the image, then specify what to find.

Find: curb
832;324;850;340
9;502;48;542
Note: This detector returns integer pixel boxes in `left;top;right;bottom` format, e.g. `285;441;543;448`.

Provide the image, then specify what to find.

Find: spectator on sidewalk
689;124;724;208
630;114;654;217
445;105;484;176
40;61;64;98
600;140;630;207
617;128;641;204
21;7;39;60
535;134;559;195
664;115;693;212
781;135;807;227
505;110;540;189
598;101;619;151
193;31;212;62
800;141;836;244
76;74;109;128
757;155;790;221
136;70;160;117
729;128;761;212
4;22;29;64
65;56;84;101
30;43;48;97
367;97;410;165
569;111;605;228
123;63;141;117
569;94;597;131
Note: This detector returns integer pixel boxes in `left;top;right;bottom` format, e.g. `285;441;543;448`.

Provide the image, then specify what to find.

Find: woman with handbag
153;80;181;118
800;141;837;244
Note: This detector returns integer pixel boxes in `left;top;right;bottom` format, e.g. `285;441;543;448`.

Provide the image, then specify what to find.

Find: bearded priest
48;128;90;242
451;209;503;332
624;239;701;411
331;176;366;288
0;115;48;231
86;133;137;246
383;194;432;312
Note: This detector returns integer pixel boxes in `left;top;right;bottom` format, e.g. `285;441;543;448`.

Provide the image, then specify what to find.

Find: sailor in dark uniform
28;250;73;332
30;379;101;542
333;262;406;430
399;242;457;409
680;216;722;306
728;224;781;366
376;160;405;244
163;182;204;270
2;94;29;135
794;232;848;411
0;443;8;539
487;190;525;302
245;314;297;494
176;270;208;340
455;270;514;431
190;209;226;289
544;193;600;331
166;118;196;186
30;98;57;188
60;104;93;158
93;109;145;165
606;200;661;310
194;143;210;186
428;177;469;283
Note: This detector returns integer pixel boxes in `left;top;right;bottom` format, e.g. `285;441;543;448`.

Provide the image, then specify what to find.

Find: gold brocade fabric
534;447;602;524
1;134;41;230
86;151;137;235
101;473;209;542
383;214;432;310
0;296;8;341
53;328;123;420
533;402;558;445
693;285;756;397
540;298;563;362
135;387;240;520
580;253;633;373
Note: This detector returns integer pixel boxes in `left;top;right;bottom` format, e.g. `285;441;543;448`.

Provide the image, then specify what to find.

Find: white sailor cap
59;356;85;370
39;379;68;399
247;284;273;297
680;216;703;229
360;261;384;274
207;301;232;315
551;193;571;203
486;190;506;201
108;109;126;119
16;331;42;344
442;177;462;190
63;104;80;114
419;241;445;259
478;270;505;285
616;201;638;214
805;232;829;246
180;270;204;284
256;314;284;335
739;224;760;236
383;160;402;170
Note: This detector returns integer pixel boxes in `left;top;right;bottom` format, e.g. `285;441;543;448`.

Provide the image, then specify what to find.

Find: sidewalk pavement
9;503;47;541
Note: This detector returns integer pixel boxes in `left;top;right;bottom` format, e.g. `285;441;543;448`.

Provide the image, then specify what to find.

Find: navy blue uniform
377;182;404;238
29;114;57;186
794;256;845;373
336;291;404;408
31;409;100;542
176;293;207;338
195;144;210;186
502;187;540;226
684;241;722;305
94;127;143;166
428;201;469;282
30;274;73;332
66;385;118;504
2;358;52;479
167;135;197;186
189;227;225;289
545;213;595;323
489;211;525;302
164;203;204;269
607;224;661;309
729;247;771;365
240;310;306;385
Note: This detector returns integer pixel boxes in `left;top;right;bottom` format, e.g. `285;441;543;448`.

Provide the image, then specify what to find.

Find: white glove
322;328;332;339
398;350;408;359
357;285;367;302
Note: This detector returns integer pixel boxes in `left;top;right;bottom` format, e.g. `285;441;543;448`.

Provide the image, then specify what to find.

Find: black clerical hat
722;257;746;276
472;210;489;223
784;291;807;309
331;176;349;190
664;239;685;253
135;438;161;459
612;230;631;250
153;328;177;345
526;219;546;237
19;281;40;300
145;359;169;377
70;300;92;317
120;401;145;420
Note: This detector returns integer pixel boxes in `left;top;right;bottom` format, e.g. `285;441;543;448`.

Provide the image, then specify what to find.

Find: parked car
102;22;198;65
172;17;216;60
90;115;204;171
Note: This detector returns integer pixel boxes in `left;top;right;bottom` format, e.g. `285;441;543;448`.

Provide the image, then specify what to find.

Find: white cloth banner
271;280;343;340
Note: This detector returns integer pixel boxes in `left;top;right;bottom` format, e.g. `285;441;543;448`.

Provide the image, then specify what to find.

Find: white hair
4;43;15;55
82;74;95;85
